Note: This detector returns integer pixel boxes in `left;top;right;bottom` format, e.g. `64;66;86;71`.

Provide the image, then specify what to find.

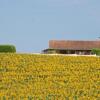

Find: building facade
43;40;100;55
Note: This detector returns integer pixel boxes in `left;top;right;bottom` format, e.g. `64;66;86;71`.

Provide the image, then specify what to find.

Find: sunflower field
0;53;100;100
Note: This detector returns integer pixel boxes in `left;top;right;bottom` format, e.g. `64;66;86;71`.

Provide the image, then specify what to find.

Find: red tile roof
49;40;100;50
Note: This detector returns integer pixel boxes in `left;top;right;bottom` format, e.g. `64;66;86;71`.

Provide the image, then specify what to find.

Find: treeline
0;45;16;53
92;48;100;56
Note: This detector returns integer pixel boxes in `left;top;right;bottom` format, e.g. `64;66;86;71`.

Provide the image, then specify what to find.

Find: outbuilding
43;40;100;55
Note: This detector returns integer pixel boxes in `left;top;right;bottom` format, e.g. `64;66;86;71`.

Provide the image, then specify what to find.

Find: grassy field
0;53;100;100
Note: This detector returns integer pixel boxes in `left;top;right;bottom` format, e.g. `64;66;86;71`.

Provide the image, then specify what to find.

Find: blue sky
0;0;100;53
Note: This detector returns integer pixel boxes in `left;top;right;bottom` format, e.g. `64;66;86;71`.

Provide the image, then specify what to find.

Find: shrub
0;45;16;53
91;48;100;55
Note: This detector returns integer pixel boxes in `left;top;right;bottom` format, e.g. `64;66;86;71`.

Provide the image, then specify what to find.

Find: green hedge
0;45;16;53
91;48;100;55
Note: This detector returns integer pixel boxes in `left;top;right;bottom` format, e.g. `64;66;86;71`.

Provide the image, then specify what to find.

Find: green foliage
0;45;16;53
91;48;100;55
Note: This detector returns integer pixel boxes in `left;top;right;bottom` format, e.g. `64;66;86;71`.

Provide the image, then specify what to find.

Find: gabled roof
49;40;100;50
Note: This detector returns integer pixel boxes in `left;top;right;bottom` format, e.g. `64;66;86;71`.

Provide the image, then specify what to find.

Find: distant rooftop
49;40;100;50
